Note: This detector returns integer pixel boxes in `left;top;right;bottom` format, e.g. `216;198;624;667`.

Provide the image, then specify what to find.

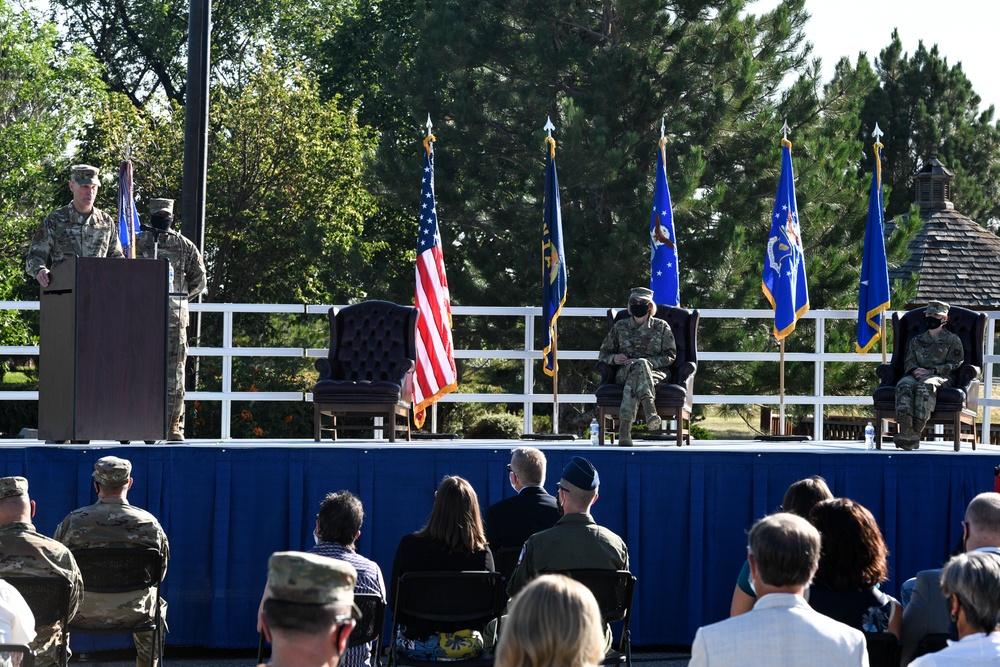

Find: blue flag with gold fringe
856;140;890;353
541;136;567;377
762;138;809;340
118;160;141;258
649;139;679;305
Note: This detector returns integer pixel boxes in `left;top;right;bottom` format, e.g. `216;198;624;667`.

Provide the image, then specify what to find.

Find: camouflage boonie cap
70;164;100;185
93;456;132;485
629;287;654;301
0;476;28;500
267;551;360;618
926;301;950;318
150;199;174;216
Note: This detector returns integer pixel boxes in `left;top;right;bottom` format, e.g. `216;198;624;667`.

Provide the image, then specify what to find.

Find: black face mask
151;214;173;231
628;301;651;318
924;316;944;330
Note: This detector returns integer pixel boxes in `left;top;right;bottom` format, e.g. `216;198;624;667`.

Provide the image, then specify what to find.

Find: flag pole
778;120;790;436
544;116;560;434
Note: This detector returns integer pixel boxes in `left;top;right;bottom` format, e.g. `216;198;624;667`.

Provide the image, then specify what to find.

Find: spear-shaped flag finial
426;114;433;137
872;122;883;142
544;116;555;138
781;120;790;140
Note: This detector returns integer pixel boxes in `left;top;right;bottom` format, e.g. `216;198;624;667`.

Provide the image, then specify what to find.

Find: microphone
140;224;178;237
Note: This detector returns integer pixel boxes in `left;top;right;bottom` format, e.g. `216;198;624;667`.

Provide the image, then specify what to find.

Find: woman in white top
911;551;1000;666
0;579;36;645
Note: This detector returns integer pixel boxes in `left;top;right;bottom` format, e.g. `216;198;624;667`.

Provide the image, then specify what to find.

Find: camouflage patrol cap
70;164;100;185
926;301;950;318
0;476;28;500
92;456;132;486
267;551;361;618
150;199;174;216
629;287;654;302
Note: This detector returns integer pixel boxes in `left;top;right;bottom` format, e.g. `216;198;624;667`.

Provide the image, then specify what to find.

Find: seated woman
495;574;605;667
808;498;901;637
910;550;1000;666
388;475;495;661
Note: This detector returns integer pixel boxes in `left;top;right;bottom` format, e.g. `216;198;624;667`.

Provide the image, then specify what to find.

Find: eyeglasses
506;464;513;473
556;483;564;493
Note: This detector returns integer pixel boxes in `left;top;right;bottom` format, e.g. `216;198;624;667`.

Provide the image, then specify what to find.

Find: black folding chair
387;571;505;667
492;547;522;587
3;577;73;667
863;631;901;667
66;547;166;666
551;570;636;667
0;644;35;667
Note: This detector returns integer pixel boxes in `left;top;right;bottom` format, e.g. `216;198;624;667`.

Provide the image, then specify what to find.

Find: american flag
413;134;457;428
118;160;141;258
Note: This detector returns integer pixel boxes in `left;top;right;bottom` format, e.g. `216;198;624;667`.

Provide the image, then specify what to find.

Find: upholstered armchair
312;300;418;442
595;305;699;447
872;305;986;451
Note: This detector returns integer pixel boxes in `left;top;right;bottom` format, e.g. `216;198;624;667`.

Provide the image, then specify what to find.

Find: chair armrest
392;359;416;384
315;358;334;380
674;361;697;389
875;363;896;387
956;364;981;389
596;361;615;384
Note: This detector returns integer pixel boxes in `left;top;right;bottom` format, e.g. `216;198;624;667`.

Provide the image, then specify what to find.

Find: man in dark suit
484;447;560;578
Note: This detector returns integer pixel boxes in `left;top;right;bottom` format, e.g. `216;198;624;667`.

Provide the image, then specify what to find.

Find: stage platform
0;437;997;651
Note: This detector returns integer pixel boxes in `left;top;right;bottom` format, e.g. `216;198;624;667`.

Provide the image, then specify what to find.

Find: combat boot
618;420;633;447
642;397;662;432
167;417;184;442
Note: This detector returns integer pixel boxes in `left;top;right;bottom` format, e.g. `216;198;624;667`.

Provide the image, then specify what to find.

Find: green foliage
466;412;523;439
690;423;711;440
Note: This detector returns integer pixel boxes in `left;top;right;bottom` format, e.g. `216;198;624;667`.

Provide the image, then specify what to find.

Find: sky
753;0;999;112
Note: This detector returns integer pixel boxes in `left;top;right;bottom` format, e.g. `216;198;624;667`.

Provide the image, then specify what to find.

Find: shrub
466;412;523;439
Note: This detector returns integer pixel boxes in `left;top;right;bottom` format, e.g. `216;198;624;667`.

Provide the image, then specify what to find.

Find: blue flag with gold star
649;139;679;305
542;136;566;377
857;140;890;353
762;138;809;340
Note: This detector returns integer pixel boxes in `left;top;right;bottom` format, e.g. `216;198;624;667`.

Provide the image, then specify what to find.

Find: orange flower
193;401;201;410
241;409;253;420
252;427;264;436
249;383;258;392
283;415;293;424
196;418;205;426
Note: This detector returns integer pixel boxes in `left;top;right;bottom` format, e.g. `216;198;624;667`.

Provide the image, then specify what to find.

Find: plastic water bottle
864;422;875;450
590;418;600;445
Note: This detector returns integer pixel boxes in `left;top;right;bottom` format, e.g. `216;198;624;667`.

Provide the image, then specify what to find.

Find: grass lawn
696;410;759;440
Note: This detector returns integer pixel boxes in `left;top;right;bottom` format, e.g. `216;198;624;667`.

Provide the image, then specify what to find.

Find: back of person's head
559;457;599;511
317;490;364;546
496;574;605;667
965;492;1000;546
263;551;359;636
511;447;546;486
782;475;833;518
809;498;888;590
939;550;1000;634
416;476;487;554
0;476;32;525
748;513;821;589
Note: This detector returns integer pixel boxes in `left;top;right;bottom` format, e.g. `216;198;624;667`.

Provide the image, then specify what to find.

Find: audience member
0;579;35;646
257;491;386;667
902;492;1000;665
53;456;169;667
808;498;901;637
0;476;83;667
388;476;495;661
909;551;1000;666
484;447;560;566
258;551;359;667
730;475;833;616
689;513;868;667
495;574;605;667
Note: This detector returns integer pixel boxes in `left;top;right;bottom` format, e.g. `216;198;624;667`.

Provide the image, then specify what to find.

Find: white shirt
0;579;36;645
909;632;1000;666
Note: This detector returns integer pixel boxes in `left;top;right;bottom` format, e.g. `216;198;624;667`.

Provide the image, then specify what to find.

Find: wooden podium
38;256;169;441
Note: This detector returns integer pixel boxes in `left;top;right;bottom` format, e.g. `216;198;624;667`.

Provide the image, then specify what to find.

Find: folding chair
2;577;72;667
387;571;505;667
492;547;522;587
551;570;636;667
862;631;901;667
0;644;35;667
66;547;166;666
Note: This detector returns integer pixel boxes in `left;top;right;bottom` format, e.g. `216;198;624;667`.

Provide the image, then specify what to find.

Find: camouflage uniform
598;316;677;424
25;203;125;280
0;479;83;667
135;228;207;438
895;328;964;423
52;457;170;664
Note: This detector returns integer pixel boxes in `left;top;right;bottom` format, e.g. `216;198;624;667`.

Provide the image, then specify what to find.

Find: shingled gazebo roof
888;156;1000;310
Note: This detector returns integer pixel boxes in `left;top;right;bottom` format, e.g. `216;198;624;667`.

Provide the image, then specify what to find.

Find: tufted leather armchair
594;305;699;446
872;305;986;451
312;300;418;442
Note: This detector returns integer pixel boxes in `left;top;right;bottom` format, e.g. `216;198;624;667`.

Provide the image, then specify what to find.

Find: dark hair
748;513;821;588
810;498;889;590
263;598;351;634
782;476;833;518
414;476;488;554
317;491;364;546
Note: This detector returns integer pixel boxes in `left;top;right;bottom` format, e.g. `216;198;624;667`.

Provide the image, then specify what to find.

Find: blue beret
561;456;599;490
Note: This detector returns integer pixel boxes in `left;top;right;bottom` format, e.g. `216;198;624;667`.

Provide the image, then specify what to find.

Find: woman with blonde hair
389;475;495;661
496;574;605;667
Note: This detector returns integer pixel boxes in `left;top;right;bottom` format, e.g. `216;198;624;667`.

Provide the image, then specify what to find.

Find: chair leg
598;407;606;444
314;403;322;442
874;410;883;450
676;413;683;448
388;411;396;442
953;413;961;452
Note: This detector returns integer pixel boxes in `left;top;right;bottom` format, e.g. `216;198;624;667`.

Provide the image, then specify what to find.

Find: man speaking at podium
25;164;124;287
